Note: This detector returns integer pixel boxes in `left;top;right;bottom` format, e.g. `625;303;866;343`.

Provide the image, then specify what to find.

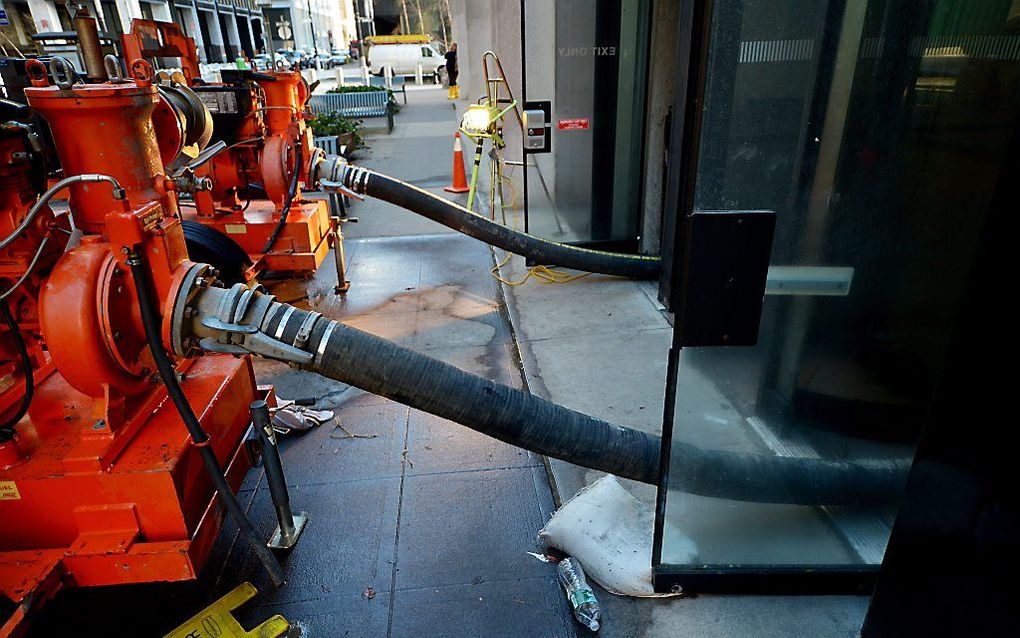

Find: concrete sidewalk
214;87;578;637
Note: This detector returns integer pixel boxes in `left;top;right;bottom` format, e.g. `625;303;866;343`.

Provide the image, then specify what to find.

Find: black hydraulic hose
340;166;662;279
128;257;286;586
262;142;303;254
250;300;909;506
0;300;33;441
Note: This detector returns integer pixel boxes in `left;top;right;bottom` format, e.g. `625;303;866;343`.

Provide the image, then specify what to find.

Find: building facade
262;0;355;56
1;0;357;63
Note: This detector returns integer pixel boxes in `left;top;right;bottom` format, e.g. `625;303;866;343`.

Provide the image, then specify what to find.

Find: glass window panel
661;0;1020;571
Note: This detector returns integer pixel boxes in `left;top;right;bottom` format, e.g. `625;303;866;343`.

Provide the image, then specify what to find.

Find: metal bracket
198;337;249;356
293;311;321;349
244;332;314;366
268;511;309;550
201;316;258;335
320;179;365;201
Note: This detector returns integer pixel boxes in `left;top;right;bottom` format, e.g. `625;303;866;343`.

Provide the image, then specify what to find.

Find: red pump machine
0;60;266;637
121;19;349;289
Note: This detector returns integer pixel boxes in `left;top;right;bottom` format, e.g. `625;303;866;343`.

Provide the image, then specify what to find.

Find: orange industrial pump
0;60;265;637
122;19;348;288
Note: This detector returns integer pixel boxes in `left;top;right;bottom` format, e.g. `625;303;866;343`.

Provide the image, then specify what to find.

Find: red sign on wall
558;118;590;130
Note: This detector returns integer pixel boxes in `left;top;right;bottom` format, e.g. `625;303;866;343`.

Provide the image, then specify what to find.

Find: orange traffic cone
444;131;471;194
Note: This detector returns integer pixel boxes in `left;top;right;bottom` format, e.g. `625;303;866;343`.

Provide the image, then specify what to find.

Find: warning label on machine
558;118;590;130
0;481;20;500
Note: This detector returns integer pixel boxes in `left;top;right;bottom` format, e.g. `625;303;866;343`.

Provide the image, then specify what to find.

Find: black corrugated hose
262;141;303;254
250;297;909;506
129;255;286;587
340;166;662;280
0;300;33;442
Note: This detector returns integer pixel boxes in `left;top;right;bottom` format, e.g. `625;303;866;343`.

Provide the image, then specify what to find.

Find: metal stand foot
268;511;308;550
250;400;308;550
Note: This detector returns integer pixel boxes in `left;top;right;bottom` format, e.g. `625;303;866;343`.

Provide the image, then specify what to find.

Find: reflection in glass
523;0;651;244
661;0;1020;570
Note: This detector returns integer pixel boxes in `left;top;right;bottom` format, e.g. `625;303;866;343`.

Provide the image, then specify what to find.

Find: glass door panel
659;0;1020;581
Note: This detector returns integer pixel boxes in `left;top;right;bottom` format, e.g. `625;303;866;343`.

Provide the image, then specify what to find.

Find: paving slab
217;478;401;604
394;467;554;592
390;578;576;638
405;408;538;476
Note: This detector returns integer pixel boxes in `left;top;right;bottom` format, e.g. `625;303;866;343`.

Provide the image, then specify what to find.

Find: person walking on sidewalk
445;43;459;99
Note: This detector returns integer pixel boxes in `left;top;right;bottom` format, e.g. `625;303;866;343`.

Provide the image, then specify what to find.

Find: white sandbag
538;475;692;597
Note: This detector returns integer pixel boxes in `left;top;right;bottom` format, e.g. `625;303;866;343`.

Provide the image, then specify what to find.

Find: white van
368;43;445;77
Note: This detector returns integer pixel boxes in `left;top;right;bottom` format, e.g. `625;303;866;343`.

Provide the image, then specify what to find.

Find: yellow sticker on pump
0;481;21;500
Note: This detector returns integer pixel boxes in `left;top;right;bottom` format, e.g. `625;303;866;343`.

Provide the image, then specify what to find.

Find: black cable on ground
0;300;33;442
247;298;909;506
129;256;286;586
342;167;662;279
262;143;303;254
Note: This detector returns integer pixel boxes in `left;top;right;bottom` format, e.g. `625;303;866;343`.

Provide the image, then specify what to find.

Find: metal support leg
251;400;307;550
328;193;351;294
466;139;485;212
488;149;497;220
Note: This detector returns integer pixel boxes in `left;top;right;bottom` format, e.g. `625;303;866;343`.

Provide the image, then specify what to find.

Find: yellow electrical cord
490;250;592;286
488;165;593;286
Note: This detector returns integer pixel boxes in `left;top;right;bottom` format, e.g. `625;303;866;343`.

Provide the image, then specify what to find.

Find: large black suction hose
339;165;662;280
184;286;909;506
129;257;286;587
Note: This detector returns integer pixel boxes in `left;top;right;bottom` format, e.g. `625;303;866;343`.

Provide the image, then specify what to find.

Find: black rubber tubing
258;300;909;506
0;300;33;441
262;141;303;254
343;168;663;280
129;257;286;586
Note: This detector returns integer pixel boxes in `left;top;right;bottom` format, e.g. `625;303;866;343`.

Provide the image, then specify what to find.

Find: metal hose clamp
293;311;322;350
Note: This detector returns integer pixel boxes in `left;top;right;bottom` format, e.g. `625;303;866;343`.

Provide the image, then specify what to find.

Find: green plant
311;111;363;147
327;84;401;113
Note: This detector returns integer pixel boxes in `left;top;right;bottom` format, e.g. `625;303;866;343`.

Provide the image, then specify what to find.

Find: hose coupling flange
169;271;328;367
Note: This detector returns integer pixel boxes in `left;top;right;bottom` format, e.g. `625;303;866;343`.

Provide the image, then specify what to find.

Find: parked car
368;43;444;76
276;48;305;69
326;49;352;68
252;53;290;70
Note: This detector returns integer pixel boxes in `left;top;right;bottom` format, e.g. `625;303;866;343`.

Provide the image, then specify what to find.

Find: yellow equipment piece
365;34;431;45
164;582;293;638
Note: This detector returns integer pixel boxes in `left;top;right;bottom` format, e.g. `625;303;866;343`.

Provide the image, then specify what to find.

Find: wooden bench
308;91;394;133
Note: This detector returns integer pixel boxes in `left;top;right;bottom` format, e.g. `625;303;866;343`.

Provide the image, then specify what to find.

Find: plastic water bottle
557;557;601;632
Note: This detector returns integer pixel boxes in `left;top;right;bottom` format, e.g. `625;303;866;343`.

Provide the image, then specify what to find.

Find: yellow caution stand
164;583;294;638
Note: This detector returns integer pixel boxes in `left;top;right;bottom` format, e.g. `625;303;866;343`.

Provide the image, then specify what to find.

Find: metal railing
308;91;394;133
307;92;389;117
312;136;340;155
